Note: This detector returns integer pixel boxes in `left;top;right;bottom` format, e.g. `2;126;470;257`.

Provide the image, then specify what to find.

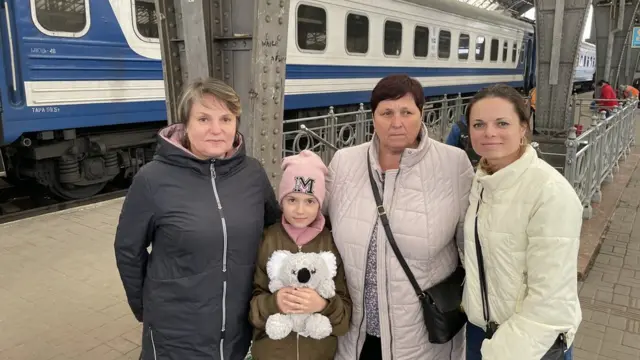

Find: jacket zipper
149;326;158;360
210;161;228;360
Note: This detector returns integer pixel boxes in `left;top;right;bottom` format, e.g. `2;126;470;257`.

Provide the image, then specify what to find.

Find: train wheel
48;178;107;200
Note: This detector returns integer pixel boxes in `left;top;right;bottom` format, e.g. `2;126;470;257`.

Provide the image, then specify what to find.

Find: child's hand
291;288;328;314
275;287;300;314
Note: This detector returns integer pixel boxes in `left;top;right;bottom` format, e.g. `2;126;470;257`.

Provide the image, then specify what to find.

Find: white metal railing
280;95;637;221
281;94;473;164
564;99;637;219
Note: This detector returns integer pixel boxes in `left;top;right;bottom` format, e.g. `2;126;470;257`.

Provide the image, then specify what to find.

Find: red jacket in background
599;83;619;108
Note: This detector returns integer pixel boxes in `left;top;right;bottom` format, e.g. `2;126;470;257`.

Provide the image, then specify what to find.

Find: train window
135;0;158;39
476;36;485;61
502;41;508;62
297;4;327;51
33;0;88;34
384;20;402;56
458;33;469;60
346;13;369;54
511;43;517;62
414;26;429;57
490;39;499;61
438;30;451;59
520;42;525;63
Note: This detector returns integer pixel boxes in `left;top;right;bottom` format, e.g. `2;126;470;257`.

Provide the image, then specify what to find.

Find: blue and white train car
285;0;536;116
0;0;582;199
0;0;164;199
573;41;596;92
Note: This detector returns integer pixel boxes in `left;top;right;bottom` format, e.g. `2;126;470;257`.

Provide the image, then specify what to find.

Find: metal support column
593;0;640;86
155;0;290;187
534;0;590;135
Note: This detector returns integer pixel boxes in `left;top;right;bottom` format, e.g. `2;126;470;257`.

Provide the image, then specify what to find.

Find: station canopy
457;0;534;17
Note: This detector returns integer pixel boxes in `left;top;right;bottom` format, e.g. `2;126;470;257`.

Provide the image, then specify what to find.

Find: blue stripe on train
21;61;525;82
285;64;524;80
2;101;167;145
284;81;524;110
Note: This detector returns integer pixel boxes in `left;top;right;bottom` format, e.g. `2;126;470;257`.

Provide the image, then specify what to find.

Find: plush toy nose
297;268;311;283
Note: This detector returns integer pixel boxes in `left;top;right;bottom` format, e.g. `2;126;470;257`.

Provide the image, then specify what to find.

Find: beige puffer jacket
325;124;474;360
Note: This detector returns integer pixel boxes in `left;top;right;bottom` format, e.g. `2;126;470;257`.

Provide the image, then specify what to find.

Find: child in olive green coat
249;150;351;360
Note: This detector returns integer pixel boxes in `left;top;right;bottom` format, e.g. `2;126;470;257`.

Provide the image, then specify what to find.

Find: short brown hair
177;77;242;125
370;74;425;113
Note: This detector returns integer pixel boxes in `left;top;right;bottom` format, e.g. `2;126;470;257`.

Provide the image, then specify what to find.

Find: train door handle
2;0;18;92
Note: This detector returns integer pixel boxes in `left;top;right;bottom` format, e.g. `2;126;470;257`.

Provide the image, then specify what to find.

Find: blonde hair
176;77;242;149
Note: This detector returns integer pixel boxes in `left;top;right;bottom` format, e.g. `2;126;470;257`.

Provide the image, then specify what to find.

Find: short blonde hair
177;77;242;125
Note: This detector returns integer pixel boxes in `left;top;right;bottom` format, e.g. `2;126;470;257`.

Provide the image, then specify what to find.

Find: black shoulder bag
367;154;467;344
474;188;567;359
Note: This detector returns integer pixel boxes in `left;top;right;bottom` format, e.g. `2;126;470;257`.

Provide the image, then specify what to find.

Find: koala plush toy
265;250;337;340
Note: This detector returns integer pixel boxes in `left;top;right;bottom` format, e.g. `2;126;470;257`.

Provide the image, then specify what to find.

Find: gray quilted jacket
325;124;474;360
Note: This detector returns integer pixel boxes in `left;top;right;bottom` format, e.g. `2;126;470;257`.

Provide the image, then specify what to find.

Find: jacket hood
155;123;246;176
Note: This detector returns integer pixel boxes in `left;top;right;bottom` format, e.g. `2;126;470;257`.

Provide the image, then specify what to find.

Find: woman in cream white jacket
461;84;582;360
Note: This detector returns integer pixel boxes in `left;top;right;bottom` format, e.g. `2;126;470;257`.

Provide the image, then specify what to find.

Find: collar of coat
367;123;431;180
155;123;247;178
475;144;538;194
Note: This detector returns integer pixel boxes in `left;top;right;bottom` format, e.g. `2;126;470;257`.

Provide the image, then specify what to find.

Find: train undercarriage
0;122;163;200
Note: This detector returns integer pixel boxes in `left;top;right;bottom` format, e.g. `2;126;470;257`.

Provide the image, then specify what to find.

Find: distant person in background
446;115;481;167
596;80;618;116
114;77;281;360
619;84;639;99
528;87;537;134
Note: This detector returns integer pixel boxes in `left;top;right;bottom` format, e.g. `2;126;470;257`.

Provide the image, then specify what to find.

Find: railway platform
0;120;640;360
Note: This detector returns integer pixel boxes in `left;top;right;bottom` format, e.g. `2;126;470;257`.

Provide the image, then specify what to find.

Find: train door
523;37;535;92
0;0;24;107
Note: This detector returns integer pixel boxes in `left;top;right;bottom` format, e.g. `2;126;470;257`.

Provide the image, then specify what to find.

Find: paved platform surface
573;153;640;360
1;141;640;359
0;199;141;360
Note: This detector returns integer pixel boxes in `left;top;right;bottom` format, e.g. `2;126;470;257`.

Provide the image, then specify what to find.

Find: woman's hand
276;287;328;314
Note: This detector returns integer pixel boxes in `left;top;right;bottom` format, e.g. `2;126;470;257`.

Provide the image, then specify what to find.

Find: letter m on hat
293;176;315;195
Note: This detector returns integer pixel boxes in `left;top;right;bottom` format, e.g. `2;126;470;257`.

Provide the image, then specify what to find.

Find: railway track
0;187;128;225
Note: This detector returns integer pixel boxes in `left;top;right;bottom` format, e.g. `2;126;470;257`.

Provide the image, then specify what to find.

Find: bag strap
366;153;426;300
474;188;492;324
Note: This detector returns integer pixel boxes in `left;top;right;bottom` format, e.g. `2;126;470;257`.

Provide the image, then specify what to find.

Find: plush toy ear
319;251;337;278
267;250;292;280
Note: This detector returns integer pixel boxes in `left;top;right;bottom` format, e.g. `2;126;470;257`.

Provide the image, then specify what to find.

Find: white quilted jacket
325;124;474;360
462;145;583;359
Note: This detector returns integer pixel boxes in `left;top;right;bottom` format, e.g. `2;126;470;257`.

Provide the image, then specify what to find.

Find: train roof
393;0;535;31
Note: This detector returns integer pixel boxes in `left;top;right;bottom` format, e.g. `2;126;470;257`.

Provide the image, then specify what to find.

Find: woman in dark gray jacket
114;77;281;360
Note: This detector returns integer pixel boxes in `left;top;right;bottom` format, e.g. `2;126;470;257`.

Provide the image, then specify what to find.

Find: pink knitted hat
278;150;327;206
